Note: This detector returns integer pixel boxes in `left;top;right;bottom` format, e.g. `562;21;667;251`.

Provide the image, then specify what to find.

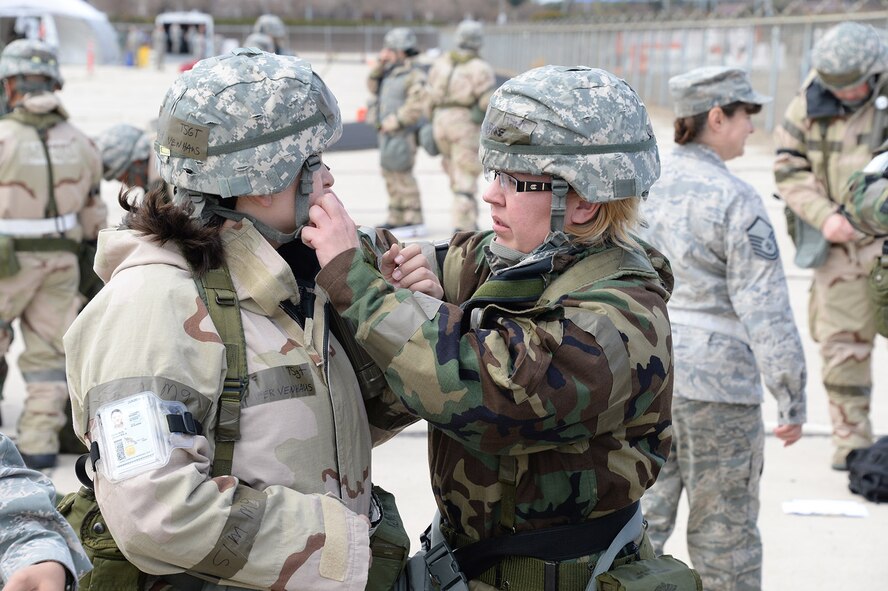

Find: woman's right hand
381;243;443;299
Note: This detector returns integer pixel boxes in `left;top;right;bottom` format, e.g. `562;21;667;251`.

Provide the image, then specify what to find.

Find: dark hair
673;101;763;144
118;183;227;276
404;47;419;57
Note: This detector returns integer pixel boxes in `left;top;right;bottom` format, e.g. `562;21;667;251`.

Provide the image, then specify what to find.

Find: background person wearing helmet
639;66;806;591
0;40;104;470
305;65;688;591
94;123;155;192
249;14;289;55
426;19;496;233
64;48;425;590
774;21;888;471
367;27;427;238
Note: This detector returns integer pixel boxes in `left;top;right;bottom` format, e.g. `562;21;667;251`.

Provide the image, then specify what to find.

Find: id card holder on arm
92;392;196;482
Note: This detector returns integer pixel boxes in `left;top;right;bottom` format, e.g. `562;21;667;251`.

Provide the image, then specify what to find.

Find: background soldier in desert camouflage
0;433;90;591
65;48;422;591
774;21;888;470
640;66;806;591
304;65;692;591
426;19;496;232
0;40;104;470
367;27;427;237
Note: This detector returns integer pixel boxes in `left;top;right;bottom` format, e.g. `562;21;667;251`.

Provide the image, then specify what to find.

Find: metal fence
118;15;888;132
470;12;888;132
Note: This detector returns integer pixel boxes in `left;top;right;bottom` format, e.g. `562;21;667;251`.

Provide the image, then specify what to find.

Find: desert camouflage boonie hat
384;28;417;52
254;14;287;39
479;65;659;203
0;39;63;88
95;124;151;181
456;20;483;51
812;21;887;90
154;47;342;198
669;66;771;117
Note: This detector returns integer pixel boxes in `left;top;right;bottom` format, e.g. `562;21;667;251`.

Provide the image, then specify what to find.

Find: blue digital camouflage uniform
0;433;91;585
640;140;807;591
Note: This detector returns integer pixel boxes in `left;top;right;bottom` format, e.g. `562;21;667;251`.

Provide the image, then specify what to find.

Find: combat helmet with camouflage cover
479;65;659;232
243;32;276;54
254;14;287;39
154;47;342;243
811;21;888;90
383;28;417;52
95;123;151;181
0;39;63;92
455;19;483;51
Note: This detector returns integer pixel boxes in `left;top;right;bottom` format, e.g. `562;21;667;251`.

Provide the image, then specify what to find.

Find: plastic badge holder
93;391;195;482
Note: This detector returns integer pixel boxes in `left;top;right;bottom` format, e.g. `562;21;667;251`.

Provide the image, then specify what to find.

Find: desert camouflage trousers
0;250;79;455
641;398;764;591
382;169;423;227
809;241;880;463
433;109;482;231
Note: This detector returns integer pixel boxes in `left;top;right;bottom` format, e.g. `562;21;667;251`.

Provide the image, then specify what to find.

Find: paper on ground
782;499;869;518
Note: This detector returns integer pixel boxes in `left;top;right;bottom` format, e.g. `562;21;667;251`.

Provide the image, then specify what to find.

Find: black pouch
78;240;103;301
366;485;411;591
596;555;702;591
0;235;20;278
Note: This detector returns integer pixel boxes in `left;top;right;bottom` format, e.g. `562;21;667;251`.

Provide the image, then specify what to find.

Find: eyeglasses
484;169;553;193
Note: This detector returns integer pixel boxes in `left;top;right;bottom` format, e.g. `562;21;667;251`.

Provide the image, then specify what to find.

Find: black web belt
450;500;640;581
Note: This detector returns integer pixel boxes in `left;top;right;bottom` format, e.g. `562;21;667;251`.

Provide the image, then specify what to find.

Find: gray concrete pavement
0;55;884;589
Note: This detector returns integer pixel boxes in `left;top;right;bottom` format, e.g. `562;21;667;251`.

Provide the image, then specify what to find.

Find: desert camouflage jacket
427;49;495;112
774;72;888;235
0;93;105;240
317;231;674;540
640;143;806;424
0;433;91;586
64;220;409;590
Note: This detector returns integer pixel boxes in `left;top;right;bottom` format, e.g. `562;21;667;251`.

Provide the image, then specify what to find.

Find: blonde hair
567;196;641;250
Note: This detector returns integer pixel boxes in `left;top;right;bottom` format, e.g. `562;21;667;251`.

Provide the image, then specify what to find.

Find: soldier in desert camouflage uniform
64;48;419;591
367;28;427;237
774;21;888;470
427;19;496;232
306;65;679;591
0;433;90;590
640;66;806;591
0;40;104;469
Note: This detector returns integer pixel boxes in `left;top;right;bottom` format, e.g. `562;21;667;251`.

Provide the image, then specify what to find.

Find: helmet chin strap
549;176;569;233
196;155;323;245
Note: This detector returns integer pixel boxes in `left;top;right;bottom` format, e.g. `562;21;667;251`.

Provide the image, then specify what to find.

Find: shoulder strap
195;265;248;477
5;110;63;220
537;246;655;306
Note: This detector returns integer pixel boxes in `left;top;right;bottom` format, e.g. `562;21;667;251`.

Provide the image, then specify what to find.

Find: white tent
0;0;119;65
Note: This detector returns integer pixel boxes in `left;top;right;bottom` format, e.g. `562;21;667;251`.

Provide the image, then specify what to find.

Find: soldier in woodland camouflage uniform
0;40;104;469
427;19;496;232
0;433;90;590
367;28;427;237
774;21;888;470
640;66;806;591
64;49;419;591
305;65;677;591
